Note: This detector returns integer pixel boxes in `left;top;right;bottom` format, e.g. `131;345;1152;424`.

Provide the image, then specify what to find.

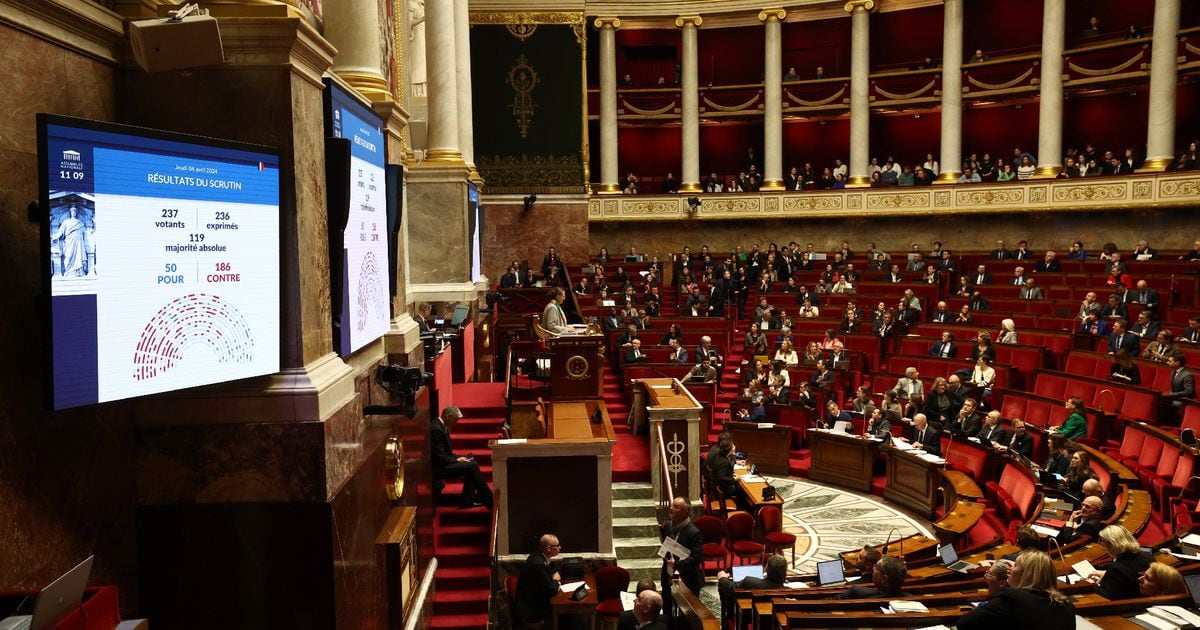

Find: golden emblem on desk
384;435;405;501
565;354;590;380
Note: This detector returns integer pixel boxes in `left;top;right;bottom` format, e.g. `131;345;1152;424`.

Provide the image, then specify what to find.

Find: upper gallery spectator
970;48;988;64
1066;241;1089;261
957;167;981;183
1132;240;1158;260
783;66;800;81
661;172;679;193
814;66;826;79
1084;15;1101;36
1178;240;1200;260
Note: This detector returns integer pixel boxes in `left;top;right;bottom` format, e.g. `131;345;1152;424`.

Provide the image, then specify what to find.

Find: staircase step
433;588;490;614
613;482;653;500
613;498;658;519
436;509;492;527
614;517;661;538
615;536;664;559
430;613;490;629
436;524;491;546
432;545;491;568
435;566;491;590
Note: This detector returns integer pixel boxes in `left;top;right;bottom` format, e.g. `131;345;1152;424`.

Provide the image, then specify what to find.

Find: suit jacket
668;347;689;364
1094;551;1153;600
990;248;1010;260
866;418;892;439
1131;320;1161;339
1132;288;1160;310
708;453;737;496
911;427;941;455
1013;249;1032;260
514;553;559;624
661;521;705;595
1011;274;1028;286
500;271;520;288
1035;259;1062;272
929;340;958;358
950;412;982;438
1007;432;1034;459
1057;516;1103;544
430;418;459;476
1170;368;1196;398
930;310;953;323
1020;286;1043;300
541;301;567;334
616;612;668;630
957;588;1075;630
976;423;1008;444
971;272;993;286
1080;319;1109;335
1107;332;1140;355
625;348;647;364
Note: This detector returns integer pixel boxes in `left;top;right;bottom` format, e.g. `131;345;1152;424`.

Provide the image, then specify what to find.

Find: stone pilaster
676;15;703;193
759;8;787;191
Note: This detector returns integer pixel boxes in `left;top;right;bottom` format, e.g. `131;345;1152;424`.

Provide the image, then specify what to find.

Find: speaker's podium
493;326;615;559
631;378;704;506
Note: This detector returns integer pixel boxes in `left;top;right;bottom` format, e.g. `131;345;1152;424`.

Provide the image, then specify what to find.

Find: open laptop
937;544;977;573
1185;572;1200;607
0;555;94;630
732;565;764;581
815;559;846;586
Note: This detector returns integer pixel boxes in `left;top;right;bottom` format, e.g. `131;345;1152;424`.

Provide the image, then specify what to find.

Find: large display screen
39;115;282;410
324;79;390;356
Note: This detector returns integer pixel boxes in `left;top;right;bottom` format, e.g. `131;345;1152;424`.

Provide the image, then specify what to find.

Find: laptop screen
937;544;958;566
816;559;845;586
1186;573;1200;607
732;565;764;581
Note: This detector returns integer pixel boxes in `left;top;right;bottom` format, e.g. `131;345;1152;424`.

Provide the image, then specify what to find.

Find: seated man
975;410;1008;444
1019;277;1043;300
854;545;883;581
1143;331;1178;363
820;400;852;429
625;338;647;364
617;590;667;630
686;357;717;383
1129;311;1160;340
892;367;923;398
1100;295;1128;321
1183;316;1200;344
667;338;689;364
514;534;562;626
716;555;788;621
970;264;992;287
1107;320;1140;355
946;398;982;437
696;336;724;374
1056;496;1105;544
900;413;941;455
929;301;953;324
431;405;494;509
929;331;958;358
834;554;908;599
998;418;1034;459
1035;250;1061;273
1081;478;1117;520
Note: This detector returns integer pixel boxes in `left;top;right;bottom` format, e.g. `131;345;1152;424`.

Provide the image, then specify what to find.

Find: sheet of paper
889;600;929;613
496;438;527;445
1031;524;1060;537
619;590;636;611
1153;605;1200;627
757;422;776;429
559;581;585;593
783;581;809;589
1180;533;1200;546
740;475;766;483
1134;613;1179;630
658;536;691;560
1071;559;1097;578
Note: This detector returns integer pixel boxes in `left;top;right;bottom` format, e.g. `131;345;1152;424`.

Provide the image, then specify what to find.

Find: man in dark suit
616;590;667;630
667;339;689;364
431;405;494;509
906;413;941;455
1057;496;1105;543
946;399;982;438
661;497;705;616
1129;311;1160;339
990;241;1010;260
834;554;908;599
1107;320;1140;355
707;281;726;317
883;264;904;283
928;331;958;358
970;264;992;287
415;302;433;333
1131;280;1160;316
929;301;953;324
1166;354;1196;418
975;411;1008;444
625;338;647;364
1034;251;1061;273
1081;479;1117;520
1012;240;1033;260
499;262;521;288
796;286;821;306
1000;419;1035;459
603;308;624;333
513;534;561;626
705;435;738;498
821;400;853;429
716;555;788;621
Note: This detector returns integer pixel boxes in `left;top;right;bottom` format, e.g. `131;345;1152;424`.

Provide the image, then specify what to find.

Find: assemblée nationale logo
60;149;84;171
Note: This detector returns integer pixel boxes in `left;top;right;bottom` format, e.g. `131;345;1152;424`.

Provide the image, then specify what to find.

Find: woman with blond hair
998;318;1018;344
1139;562;1186;596
774;339;799;366
1088;525;1153;600
957;550;1074;629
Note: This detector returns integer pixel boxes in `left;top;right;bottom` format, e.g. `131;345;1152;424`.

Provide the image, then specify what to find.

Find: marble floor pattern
695;475;933;615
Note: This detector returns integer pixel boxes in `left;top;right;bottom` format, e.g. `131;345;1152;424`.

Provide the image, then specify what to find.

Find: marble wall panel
0;25;136;610
587;207;1200;258
407;179;469;284
481;201;589;280
330;439;391;629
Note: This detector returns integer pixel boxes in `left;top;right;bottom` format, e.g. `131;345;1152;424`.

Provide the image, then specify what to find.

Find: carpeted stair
430;383;506;630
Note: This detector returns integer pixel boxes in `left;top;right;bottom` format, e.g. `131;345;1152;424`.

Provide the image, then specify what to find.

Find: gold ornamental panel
1051;183;1128;203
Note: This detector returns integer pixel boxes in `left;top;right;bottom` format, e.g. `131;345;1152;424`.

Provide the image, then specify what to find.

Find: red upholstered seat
593;565;630;619
1182;405;1200;434
694;514;729;569
1034;374;1067;399
726;511;765;565
760;505;797;563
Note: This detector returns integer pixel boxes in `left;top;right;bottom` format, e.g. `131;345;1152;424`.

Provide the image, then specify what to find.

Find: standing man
1166;354;1196;420
660;497;704;617
541;287;568;335
513;533;562;626
415;302;433;333
430;406;494;509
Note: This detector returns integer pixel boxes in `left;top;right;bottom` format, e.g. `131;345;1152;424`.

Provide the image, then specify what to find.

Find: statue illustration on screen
51;203;95;278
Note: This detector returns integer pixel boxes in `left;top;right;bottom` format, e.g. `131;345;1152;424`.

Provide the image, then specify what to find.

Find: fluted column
323;0;390;100
936;0;964;183
1034;0;1065;178
845;1;874;187
677;15;703;193
1142;0;1182;171
453;0;476;175
424;0;462;163
595;17;622;193
760;8;787;191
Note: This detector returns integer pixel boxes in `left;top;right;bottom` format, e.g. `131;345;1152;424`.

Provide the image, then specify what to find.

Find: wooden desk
551;574;597;630
808;429;881;493
933;500;985;543
548;401;617;440
725;421;792;476
884;446;943;519
735;466;785;511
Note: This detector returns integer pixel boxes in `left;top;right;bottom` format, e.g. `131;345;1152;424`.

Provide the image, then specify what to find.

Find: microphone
1047;536;1066;564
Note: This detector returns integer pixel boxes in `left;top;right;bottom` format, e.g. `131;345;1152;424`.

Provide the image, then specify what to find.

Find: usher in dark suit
513;551;559;625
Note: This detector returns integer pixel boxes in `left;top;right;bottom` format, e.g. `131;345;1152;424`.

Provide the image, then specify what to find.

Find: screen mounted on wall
323;78;391;356
38;114;282;410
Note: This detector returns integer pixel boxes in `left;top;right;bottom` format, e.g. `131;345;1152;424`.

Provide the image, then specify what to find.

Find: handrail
402;557;438;630
490;488;502;558
656;422;675;507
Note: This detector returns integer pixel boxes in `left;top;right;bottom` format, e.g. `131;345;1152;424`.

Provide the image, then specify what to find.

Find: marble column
759;8;787;191
595;17;621;194
323;0;389;100
1034;0;1065;178
1142;0;1182;171
936;0;964;183
453;0;477;177
845;1;874;187
677;15;703;193
424;0;462;163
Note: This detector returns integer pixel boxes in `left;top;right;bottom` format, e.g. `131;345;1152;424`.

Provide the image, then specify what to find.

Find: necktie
977;274;984;284
917;430;924;443
1117;334;1123;348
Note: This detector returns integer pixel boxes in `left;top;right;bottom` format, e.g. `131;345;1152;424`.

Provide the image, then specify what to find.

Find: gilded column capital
593;16;621;29
675;15;703;29
758;8;787;23
843;0;876;13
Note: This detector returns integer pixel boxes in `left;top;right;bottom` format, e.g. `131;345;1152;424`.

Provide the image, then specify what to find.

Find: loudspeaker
130;15;224;73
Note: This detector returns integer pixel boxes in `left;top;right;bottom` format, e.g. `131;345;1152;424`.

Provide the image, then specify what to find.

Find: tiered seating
1101;419;1197;520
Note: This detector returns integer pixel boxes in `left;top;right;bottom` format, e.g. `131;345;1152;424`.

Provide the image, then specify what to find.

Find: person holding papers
1087;525;1152;600
660;497;705;614
540;288;569;334
957;550;1075;629
513;534;562;626
716;555;788;622
820;400;852;429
